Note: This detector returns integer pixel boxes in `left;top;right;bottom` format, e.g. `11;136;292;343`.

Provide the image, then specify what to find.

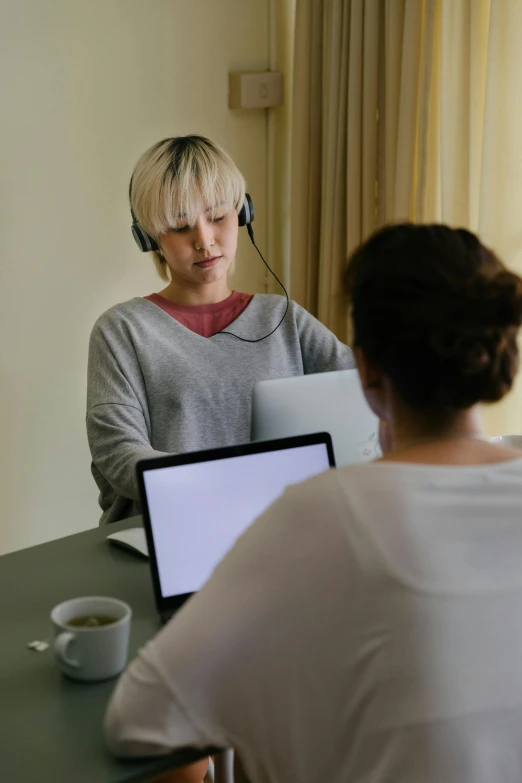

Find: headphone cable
219;224;289;343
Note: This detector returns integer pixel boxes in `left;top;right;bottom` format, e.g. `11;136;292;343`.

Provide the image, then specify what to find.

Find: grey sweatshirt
87;294;354;524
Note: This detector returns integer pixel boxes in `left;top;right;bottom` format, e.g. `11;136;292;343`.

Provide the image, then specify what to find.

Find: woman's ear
354;348;390;421
354;348;381;391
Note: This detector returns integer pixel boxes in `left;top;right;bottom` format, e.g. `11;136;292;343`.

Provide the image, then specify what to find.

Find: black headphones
129;180;255;253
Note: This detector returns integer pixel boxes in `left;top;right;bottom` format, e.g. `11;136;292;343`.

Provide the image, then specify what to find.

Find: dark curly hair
344;224;522;410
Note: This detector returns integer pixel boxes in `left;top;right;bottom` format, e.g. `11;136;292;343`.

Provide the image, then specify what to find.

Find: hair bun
483;271;522;328
429;270;522;401
345;223;522;410
436;272;522;333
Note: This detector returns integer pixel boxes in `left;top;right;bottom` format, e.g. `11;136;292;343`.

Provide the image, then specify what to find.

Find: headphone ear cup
131;222;159;253
238;193;254;227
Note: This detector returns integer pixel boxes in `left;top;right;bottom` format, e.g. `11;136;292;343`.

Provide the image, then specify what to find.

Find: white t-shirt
105;458;522;782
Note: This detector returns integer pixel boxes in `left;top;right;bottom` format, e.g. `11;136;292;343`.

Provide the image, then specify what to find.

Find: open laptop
137;433;335;623
251;369;381;466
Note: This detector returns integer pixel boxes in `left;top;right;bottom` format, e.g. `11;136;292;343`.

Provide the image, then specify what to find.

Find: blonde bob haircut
130;135;246;281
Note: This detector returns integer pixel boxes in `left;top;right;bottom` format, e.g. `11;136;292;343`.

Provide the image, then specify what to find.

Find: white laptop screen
142;442;331;599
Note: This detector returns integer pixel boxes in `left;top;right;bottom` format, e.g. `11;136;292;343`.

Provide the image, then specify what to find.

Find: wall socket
228;71;284;110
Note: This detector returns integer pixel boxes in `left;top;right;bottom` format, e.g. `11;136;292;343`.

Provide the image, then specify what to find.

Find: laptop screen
140;438;333;601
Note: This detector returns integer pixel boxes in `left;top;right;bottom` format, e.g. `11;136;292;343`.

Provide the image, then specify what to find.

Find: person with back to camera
86;135;354;525
104;223;522;783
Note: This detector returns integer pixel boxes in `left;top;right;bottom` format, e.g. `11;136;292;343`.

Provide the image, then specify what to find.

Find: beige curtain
290;0;522;435
291;0;435;342
422;0;522;435
477;0;522;435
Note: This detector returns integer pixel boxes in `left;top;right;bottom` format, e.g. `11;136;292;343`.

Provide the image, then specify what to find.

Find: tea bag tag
27;640;50;652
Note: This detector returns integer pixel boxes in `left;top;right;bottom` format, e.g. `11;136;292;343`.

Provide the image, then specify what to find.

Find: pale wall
0;0;269;554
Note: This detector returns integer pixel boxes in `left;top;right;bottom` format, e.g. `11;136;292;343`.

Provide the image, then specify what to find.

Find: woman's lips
195;256;221;268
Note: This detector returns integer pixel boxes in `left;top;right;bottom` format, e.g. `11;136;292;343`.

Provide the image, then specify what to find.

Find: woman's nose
193;217;214;251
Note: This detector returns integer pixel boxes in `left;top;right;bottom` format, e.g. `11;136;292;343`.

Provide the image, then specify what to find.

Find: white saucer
490;435;522;450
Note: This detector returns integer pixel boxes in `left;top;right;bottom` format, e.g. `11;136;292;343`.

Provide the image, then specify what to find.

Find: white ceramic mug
51;596;132;682
490;435;522;450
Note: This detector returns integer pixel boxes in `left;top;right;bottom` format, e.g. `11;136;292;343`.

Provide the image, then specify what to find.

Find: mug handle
54;632;80;668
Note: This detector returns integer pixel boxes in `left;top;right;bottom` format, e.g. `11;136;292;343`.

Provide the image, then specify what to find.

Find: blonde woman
87;136;354;524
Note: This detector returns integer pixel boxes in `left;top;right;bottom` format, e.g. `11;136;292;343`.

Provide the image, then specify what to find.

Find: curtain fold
291;0;434;342
290;0;324;313
477;0;522;435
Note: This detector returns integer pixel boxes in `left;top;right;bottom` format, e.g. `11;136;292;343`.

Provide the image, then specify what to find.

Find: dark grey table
0;517;218;782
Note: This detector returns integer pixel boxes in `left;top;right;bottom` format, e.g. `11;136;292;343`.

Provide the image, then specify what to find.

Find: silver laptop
251;369;381;466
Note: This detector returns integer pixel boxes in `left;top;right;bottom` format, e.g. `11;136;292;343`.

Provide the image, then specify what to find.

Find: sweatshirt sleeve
86;321;169;501
293;303;355;374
